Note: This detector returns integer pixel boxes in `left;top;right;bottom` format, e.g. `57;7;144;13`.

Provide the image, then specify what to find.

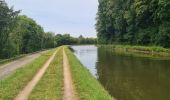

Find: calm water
72;45;170;100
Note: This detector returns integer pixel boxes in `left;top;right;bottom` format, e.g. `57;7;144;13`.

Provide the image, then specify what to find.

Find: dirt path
63;49;78;100
14;50;58;100
0;50;48;80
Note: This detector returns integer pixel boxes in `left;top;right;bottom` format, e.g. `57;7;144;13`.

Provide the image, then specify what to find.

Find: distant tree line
0;0;96;59
55;34;97;46
96;0;170;47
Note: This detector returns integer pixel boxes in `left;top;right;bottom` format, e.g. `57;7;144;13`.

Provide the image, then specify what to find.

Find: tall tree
96;0;170;47
17;15;44;53
0;0;20;58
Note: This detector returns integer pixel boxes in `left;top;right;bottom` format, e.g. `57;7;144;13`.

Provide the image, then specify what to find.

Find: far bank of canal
71;45;170;100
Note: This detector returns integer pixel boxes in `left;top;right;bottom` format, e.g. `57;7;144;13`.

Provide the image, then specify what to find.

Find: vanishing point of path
0;50;48;80
63;48;78;100
15;50;58;100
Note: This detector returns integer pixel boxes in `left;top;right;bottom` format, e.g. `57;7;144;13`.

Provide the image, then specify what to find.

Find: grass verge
65;46;114;100
98;45;170;58
98;45;170;52
0;49;56;100
28;47;63;100
0;55;26;67
0;49;51;67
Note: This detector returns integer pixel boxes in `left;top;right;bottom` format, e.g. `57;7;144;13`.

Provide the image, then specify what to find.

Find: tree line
96;0;170;47
0;0;96;59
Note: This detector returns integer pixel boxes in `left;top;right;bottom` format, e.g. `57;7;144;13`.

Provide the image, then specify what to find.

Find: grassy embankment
0;49;51;67
0;48;56;100
29;47;63;100
0;55;26;67
99;45;170;58
65;46;114;100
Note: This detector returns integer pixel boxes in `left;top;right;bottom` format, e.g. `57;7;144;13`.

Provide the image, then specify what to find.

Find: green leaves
0;0;20;58
96;0;170;47
0;0;96;59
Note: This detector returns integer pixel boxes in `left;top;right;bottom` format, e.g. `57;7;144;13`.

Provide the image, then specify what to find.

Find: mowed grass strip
0;55;25;67
29;47;63;100
65;46;114;100
0;49;56;100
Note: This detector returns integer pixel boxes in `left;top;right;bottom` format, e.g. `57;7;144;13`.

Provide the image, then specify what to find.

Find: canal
72;45;170;100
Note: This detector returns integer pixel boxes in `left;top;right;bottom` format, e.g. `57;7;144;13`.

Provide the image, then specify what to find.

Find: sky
5;0;98;38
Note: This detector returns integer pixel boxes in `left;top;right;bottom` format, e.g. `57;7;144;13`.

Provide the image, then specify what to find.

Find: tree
0;0;97;59
0;0;20;58
43;32;55;48
96;0;115;44
96;0;170;47
157;0;170;47
17;15;44;53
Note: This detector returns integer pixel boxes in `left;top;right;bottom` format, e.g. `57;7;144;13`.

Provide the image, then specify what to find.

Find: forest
96;0;170;47
0;0;96;59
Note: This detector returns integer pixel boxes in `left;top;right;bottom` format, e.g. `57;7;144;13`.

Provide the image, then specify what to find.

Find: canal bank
71;45;170;100
98;45;170;58
65;46;114;100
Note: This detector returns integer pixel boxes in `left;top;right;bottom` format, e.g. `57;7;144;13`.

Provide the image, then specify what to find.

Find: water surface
72;45;170;100
71;45;98;77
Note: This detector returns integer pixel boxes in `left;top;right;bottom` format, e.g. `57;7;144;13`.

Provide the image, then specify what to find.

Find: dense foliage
55;34;97;46
96;0;170;47
0;0;96;59
0;0;20;58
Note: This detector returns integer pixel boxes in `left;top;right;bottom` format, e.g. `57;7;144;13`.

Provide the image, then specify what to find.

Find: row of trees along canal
96;0;170;47
0;0;96;59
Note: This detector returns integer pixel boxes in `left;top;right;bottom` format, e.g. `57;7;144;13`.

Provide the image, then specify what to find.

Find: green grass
28;47;63;100
0;49;56;100
0;49;51;67
98;45;170;59
65;46;114;100
0;54;26;67
99;45;170;53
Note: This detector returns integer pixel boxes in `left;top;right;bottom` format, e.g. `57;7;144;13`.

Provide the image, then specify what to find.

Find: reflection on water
71;45;98;77
72;45;170;100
